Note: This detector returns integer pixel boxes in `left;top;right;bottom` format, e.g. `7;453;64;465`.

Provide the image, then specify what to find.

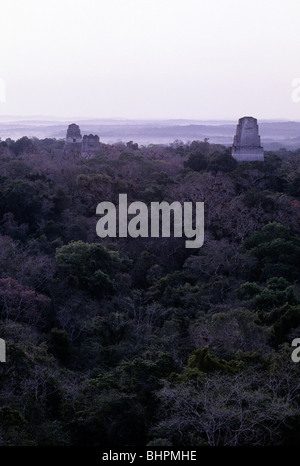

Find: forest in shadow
0;136;300;446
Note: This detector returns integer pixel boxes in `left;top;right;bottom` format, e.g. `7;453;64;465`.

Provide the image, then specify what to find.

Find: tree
184;152;208;172
189;309;269;358
208;152;237;173
0;277;50;326
154;366;299;446
243;222;300;281
10;136;34;156
55;240;130;296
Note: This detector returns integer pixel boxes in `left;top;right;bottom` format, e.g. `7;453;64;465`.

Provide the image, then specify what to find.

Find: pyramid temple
231;117;264;162
64;123;100;158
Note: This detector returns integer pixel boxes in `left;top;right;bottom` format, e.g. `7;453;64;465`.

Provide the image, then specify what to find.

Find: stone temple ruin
231;116;264;162
64;123;100;158
82;134;101;157
63;118;264;163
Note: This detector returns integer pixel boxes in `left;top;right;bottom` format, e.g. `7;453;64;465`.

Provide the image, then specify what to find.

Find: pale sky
0;0;300;120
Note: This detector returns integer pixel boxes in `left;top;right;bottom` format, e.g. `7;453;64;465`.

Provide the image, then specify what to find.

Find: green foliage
244;222;291;248
238;281;261;299
0;407;27;445
243;222;300;281
187;346;238;374
55;240;129;295
184;152;208;172
150;271;194;295
286;174;300;197
0;138;299;446
0;407;27;428
10;136;34;156
0;179;45;228
119;151;142;162
253;277;298;311
242;189;275;211
271;304;300;345
171;347;240;381
208;152;237;173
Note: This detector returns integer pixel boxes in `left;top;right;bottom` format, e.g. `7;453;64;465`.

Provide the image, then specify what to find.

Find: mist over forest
1;118;300;149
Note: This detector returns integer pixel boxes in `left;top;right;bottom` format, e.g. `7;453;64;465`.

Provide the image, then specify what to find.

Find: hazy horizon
1;116;300;150
1;0;300;120
0;115;300;123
